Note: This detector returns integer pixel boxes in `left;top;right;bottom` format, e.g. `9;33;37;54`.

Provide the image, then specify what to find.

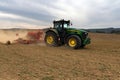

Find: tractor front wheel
45;32;58;46
66;35;81;49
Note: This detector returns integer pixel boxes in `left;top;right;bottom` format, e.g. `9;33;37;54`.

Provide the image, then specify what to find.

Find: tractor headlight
82;32;88;39
84;32;88;36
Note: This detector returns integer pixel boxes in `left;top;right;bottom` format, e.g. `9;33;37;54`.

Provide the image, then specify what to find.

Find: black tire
44;32;58;46
66;35;82;49
81;44;85;48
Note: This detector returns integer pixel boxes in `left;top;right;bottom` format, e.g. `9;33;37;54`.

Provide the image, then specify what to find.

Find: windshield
64;23;70;28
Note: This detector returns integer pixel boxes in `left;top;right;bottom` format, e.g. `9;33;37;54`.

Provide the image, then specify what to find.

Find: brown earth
0;32;120;80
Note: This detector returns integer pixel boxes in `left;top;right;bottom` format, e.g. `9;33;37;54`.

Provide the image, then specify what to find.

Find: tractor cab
53;19;70;37
53;19;70;30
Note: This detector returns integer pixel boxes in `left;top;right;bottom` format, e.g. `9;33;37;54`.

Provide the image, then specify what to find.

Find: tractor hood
66;28;87;34
66;28;89;41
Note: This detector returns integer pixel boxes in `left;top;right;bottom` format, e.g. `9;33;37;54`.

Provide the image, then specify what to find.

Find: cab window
64;23;69;28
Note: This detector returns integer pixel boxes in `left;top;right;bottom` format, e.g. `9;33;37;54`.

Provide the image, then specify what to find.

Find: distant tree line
86;28;120;34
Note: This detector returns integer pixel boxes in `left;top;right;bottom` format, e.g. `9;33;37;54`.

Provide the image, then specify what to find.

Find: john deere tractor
44;19;90;49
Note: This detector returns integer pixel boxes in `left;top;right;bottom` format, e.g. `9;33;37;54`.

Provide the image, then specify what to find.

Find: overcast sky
0;0;120;29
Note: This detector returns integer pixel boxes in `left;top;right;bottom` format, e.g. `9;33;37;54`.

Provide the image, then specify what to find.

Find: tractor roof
53;19;70;24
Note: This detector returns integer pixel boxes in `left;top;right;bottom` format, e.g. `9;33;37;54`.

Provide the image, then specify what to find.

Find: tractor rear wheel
45;32;58;46
66;35;81;49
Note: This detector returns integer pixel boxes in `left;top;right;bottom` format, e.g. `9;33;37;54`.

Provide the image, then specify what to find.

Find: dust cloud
0;29;44;44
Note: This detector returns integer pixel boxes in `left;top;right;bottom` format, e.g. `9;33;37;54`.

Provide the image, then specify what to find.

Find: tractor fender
45;29;59;37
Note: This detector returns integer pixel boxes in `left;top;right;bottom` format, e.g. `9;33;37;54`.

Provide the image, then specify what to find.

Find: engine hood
66;28;87;33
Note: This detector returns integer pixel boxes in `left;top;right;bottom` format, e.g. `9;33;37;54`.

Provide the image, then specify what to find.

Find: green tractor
44;19;91;49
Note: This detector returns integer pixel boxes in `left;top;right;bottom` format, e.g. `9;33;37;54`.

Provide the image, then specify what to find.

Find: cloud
0;1;56;22
0;0;120;29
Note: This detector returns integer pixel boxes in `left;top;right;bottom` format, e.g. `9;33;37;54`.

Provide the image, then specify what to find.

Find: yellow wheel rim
68;38;77;47
46;36;54;44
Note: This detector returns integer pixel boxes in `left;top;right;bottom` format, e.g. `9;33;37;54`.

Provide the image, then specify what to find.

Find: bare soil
0;32;120;80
